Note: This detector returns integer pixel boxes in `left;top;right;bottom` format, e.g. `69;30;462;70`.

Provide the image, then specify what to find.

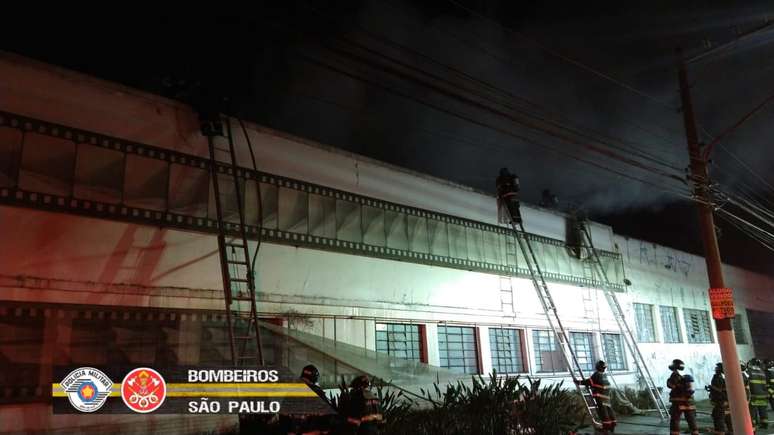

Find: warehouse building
1;52;774;433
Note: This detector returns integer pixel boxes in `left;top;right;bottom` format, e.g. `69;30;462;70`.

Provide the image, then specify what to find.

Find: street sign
708;287;735;320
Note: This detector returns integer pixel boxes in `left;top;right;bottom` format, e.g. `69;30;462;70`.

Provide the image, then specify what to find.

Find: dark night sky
4;1;774;273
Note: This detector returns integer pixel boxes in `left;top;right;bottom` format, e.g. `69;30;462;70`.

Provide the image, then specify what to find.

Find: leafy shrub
354;371;587;435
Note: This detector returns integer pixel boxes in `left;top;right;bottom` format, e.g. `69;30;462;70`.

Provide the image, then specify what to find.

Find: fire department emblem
60;367;113;412
121;367;166;413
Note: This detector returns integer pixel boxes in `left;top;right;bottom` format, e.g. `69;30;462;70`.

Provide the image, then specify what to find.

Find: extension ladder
577;221;670;420
505;220;602;429
203;115;264;367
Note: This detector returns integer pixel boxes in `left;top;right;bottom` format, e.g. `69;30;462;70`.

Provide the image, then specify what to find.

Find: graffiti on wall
638;241;693;278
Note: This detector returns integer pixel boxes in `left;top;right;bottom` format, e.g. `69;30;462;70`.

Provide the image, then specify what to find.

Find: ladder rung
227;260;248;265
235;335;255;340
226;242;245;248
229;278;250;283
232;296;253;302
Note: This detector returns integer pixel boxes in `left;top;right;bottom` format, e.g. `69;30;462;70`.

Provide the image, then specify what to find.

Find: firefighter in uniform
496;167;522;224
345;375;383;435
667;359;698;435
286;364;333;435
765;359;774;412
707;362;732;435
576;360;616;433
748;357;769;429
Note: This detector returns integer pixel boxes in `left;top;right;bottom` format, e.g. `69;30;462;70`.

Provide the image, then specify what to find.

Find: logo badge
60;367;113;412
121;367;166;413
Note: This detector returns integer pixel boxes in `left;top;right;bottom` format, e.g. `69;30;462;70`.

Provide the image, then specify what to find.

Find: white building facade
1;52;774;433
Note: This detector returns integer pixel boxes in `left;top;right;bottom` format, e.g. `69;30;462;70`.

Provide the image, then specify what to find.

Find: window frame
633;303;657;343
569;331;596;373
375;322;426;362
659;305;682;343
601;333;627;371
531;329;568;374
683;308;714;344
489;327;527;374
438;325;480;374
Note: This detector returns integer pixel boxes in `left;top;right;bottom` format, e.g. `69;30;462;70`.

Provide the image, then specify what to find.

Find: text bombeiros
187;369;279;383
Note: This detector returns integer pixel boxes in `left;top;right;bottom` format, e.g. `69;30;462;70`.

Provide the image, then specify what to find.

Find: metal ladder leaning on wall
504;218;602;429
577;220;670;420
202;114;264;367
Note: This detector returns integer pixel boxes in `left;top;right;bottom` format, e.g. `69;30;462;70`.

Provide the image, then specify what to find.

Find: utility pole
678;50;753;433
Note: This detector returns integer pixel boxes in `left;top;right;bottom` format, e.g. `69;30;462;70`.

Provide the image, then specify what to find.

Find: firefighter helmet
715;362;723;373
596;360;607;371
766;359;774;369
682;374;695;383
669;359;685;371
350;375;371;390
301;364;320;384
749;357;762;368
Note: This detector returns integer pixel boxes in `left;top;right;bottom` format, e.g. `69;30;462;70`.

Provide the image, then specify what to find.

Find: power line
441;0;677;110
317;40;688;184
295;49;699;204
331;26;685;173
374;0;687;156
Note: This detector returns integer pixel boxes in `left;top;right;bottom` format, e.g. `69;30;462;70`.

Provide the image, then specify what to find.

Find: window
633;303;656;342
532;330;567;373
375;323;424;361
659;306;682;343
683;309;713;343
602;333;626;371
569;332;596;372
733;314;748;345
489;328;525;374
438;326;479;374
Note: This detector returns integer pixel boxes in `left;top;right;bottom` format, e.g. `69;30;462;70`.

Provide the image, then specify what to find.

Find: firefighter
285;364;334;435
575;360;616;433
748;357;769;429
707;362;731;435
496;167;522;224
765;359;774;412
345;375;383;435
667;359;698;435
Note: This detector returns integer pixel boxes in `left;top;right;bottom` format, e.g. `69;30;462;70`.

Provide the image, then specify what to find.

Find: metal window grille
532;330;567;373
659;306;682;343
683;309;713;343
438;326;479;374
602;333;626;371
733;314;748;345
569;332;596;372
489;328;525;374
633;303;656;342
375;323;422;361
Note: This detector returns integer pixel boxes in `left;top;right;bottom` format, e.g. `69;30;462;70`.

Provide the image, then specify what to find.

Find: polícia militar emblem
121;367;166;413
60;367;113;412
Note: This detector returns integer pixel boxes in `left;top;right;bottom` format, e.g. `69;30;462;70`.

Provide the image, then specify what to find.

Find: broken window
683;308;713;343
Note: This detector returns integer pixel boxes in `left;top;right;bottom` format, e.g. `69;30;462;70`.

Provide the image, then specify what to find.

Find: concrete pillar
478;326;492;375
425;323;440;366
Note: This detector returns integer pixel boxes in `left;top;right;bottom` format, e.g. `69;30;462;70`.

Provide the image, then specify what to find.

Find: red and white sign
708;287;735;320
121;368;166;413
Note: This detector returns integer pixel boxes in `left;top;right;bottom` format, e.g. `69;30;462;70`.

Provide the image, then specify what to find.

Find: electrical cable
317;42;688;184
329;34;685;174
441;0;678;110
295;50;701;205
